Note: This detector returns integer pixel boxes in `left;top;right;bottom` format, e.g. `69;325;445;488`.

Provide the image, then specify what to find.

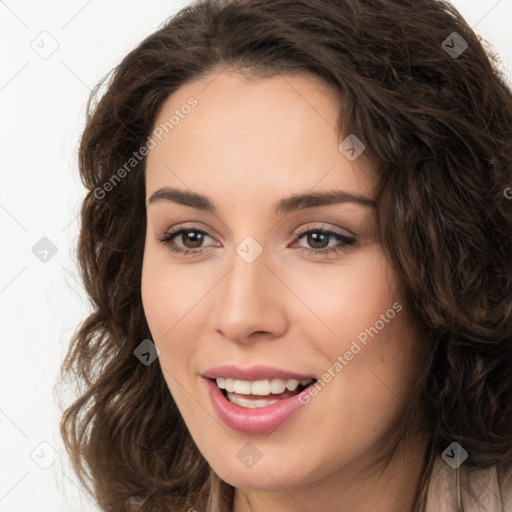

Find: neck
232;431;429;512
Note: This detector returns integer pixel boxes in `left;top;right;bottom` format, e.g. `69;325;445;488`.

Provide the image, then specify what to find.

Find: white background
1;1;511;510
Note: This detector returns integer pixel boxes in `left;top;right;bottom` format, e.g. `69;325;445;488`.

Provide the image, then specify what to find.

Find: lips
202;364;316;382
202;365;317;434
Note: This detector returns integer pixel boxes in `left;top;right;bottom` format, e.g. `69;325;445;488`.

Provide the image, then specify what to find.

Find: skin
141;69;428;512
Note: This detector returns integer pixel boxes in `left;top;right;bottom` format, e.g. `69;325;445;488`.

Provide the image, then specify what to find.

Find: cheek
140;246;194;385
141;241;166;330
141;244;216;400
141;244;210;340
141;261;199;425
293;248;416;418
290;247;402;357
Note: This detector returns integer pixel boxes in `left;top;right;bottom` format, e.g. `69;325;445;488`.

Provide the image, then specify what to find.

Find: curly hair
57;0;512;510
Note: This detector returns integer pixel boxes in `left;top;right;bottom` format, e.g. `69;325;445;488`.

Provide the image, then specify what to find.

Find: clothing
425;455;512;511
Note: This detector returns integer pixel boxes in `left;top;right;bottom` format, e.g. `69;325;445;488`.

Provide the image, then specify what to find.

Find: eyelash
156;225;356;258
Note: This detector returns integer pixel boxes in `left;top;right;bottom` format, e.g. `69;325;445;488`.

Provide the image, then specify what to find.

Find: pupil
308;232;328;249
183;231;203;248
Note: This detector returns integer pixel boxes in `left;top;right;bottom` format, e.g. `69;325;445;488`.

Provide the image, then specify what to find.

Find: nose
212;247;288;345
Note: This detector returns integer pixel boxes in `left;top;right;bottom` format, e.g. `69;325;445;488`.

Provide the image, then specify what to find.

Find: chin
213;462;309;491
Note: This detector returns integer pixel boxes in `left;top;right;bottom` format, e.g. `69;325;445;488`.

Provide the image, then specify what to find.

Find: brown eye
304;231;330;249
157;227;215;255
293;228;356;257
178;230;206;249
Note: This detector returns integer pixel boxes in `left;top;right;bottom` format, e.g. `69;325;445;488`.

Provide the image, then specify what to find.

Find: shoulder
425;455;512;512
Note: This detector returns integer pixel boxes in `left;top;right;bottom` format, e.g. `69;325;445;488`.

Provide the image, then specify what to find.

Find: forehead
145;70;375;204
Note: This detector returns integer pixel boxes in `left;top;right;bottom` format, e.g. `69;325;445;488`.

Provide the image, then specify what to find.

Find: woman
58;0;512;510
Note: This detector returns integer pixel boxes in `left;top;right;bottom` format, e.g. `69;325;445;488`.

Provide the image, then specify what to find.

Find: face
141;70;422;495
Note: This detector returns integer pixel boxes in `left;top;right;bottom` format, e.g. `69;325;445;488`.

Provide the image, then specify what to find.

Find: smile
202;365;317;434
215;377;314;408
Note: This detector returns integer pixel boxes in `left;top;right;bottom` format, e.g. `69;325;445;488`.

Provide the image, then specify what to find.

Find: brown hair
57;0;512;510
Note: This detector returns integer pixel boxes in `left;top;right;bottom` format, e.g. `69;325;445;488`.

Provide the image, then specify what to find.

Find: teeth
251;380;270;395
234;379;252;394
215;377;313;395
270;379;286;394
285;379;300;392
225;378;235;393
228;394;281;408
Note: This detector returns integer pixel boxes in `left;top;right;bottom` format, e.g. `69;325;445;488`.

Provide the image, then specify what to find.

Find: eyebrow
147;187;376;215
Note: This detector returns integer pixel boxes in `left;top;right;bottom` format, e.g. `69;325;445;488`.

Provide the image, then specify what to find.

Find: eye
156;226;217;256
156;224;356;258
291;226;356;257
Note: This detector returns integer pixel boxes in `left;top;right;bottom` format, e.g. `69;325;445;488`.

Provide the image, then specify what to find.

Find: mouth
213;377;316;408
202;369;318;434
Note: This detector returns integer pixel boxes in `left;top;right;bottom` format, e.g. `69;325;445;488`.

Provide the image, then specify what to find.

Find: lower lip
203;378;311;434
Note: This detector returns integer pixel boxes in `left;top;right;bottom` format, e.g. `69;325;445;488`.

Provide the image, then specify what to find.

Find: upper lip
202;364;316;382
